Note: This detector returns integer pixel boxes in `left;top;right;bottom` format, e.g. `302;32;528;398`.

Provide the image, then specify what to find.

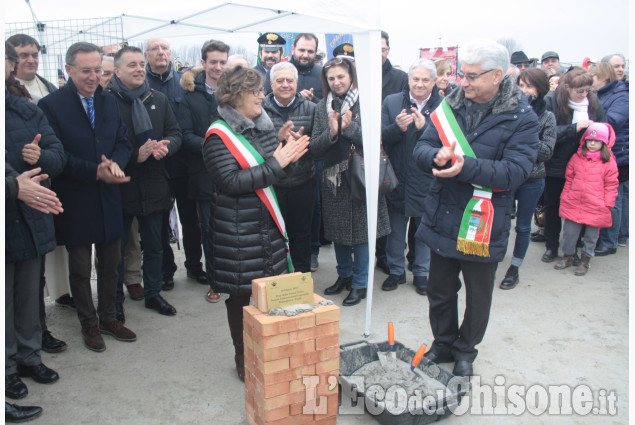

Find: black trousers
543;176;566;251
168;176;204;275
67;239;120;329
275;180;316;273
427;251;498;363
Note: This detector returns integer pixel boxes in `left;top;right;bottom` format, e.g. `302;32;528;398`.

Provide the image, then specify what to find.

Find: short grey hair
145;38;170;51
102;55;114;64
270;61;298;80
601;53;626;63
408;59;437;79
460;39;509;74
227;54;249;68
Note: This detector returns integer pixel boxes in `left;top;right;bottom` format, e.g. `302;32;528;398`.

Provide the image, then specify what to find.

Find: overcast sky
3;0;631;68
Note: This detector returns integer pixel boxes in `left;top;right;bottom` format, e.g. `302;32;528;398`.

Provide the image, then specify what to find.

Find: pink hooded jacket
559;123;619;228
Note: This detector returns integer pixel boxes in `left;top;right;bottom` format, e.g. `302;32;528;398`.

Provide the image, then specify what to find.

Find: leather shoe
381;273;406;291
342;288;366;306
55;293;76;310
413;275;428;296
17;364;59;384
530;232;546;242
82;326;106;352
115;303;125;325
187;269;208;284
5;402;42;423
145;295;177;316
423;350;454;364
541;249;558;263
41;330;67;353
375;257;390;275
452;360;473;377
99;320;136;342
595;245;617;256
324;276;352;295
162;276;175;291
126;284;144;301
5;375;27;400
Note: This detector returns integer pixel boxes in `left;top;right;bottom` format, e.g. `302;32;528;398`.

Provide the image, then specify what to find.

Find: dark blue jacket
414;75;538;262
5;92;65;262
381;86;443;216
596;80;629;167
38;79;132;246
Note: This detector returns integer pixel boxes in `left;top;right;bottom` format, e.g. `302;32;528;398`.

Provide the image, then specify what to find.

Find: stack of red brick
243;292;340;425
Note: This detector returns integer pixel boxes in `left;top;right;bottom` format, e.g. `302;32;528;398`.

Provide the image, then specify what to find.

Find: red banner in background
419;46;458;83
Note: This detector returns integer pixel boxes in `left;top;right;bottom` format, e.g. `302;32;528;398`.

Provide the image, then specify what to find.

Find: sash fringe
457;238;490;257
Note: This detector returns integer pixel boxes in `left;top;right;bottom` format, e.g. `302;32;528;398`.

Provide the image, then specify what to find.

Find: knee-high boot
225;295;248;381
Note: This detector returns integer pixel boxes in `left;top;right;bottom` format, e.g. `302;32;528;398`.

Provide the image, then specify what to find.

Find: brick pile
244;286;340;425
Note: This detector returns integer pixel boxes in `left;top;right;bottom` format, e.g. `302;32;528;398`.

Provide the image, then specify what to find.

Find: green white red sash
430;99;494;257
206;120;293;272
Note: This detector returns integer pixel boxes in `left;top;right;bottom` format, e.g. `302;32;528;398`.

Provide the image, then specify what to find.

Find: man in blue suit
39;42;136;353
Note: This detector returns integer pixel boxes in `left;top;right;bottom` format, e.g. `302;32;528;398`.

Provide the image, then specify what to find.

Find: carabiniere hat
333;42;354;58
510;51;530;65
541;51;559;61
257;32;285;52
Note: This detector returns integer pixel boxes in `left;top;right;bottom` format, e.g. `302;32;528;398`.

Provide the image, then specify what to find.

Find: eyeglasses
381;48;389;53
70;66;103;76
458;69;494;82
324;58;350;69
251;87;266;97
571;87;592;95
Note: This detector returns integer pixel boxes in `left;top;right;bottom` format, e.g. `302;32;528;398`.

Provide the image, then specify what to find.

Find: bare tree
497;38;523;56
230;44;256;67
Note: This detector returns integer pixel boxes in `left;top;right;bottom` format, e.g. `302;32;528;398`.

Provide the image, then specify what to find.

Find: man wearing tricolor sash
413;39;539;378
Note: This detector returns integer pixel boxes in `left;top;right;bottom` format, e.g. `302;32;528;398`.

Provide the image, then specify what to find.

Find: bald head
145;38;172;74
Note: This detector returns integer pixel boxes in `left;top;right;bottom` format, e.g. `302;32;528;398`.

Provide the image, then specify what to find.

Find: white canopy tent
119;1;384;337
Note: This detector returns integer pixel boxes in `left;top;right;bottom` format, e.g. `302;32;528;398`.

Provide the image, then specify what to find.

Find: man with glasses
413;39;539;378
107;46;182;319
38;42;136;352
6;34;57;103
510;51;532;70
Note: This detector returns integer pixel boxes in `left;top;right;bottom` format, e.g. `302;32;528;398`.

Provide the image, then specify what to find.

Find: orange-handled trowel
377;322;397;367
409;343;428;380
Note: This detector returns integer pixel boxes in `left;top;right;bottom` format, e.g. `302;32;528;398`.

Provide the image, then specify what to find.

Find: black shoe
381;273;406;291
413;275;428;296
572;252;581;267
5;375;27;400
17;364;59;384
423;350;454;364
5;402;42;423
41;330;67;354
115;303;125;325
595;245;617;256
541;249;558;263
406;262;413;272
452;360;473;377
55;294;76;310
342;288;366;306
187;269;208;284
375;257;390;275
530;232;546;242
162;276;174;291
324;276;352;295
145;295;177;316
499;265;519;290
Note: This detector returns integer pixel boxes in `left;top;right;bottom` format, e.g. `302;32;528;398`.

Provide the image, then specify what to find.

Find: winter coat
5;93;65;262
146;62;187;179
544;91;606;178
526;96;556;180
310;95;391;246
178;67;219;201
382;59;409;101
596;80;629;167
381;86;443;216
414;75;539;263
559;136;618;228
39;79;132;246
202;104;289;297
262;93;316;187
107;86;182;217
264;58;323;103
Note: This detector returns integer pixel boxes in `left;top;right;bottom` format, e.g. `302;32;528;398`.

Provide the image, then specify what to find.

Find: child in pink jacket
555;123;618;275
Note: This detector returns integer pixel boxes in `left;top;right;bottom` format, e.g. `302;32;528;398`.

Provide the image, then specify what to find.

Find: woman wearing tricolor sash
202;66;309;381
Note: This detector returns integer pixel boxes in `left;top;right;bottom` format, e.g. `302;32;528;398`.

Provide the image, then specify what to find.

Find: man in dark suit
39;42;137;353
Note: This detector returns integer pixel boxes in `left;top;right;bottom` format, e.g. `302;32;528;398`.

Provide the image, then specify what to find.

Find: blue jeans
386;212;430;276
197;200;212;265
512;179;545;266
118;212;163;303
598;181;624;249
333;242;369;289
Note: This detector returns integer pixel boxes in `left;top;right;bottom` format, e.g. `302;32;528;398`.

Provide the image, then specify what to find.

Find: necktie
86;97;95;129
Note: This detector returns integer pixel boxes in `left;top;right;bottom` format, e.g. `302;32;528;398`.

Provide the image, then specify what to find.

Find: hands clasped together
274;120;310;168
395;108;426;132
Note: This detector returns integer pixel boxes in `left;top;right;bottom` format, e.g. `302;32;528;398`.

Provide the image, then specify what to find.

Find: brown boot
554;255;574;270
574;254;591;276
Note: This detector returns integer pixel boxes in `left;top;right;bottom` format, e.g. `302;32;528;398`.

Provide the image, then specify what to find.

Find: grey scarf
108;74;154;142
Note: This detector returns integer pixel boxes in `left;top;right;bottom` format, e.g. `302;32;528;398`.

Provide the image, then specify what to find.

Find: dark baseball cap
541;51;559;61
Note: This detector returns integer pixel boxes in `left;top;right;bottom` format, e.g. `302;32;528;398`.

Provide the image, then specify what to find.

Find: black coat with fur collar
202;105;289;295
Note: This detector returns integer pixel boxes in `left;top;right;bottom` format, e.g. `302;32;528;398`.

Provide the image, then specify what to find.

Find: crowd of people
4;29;628;422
